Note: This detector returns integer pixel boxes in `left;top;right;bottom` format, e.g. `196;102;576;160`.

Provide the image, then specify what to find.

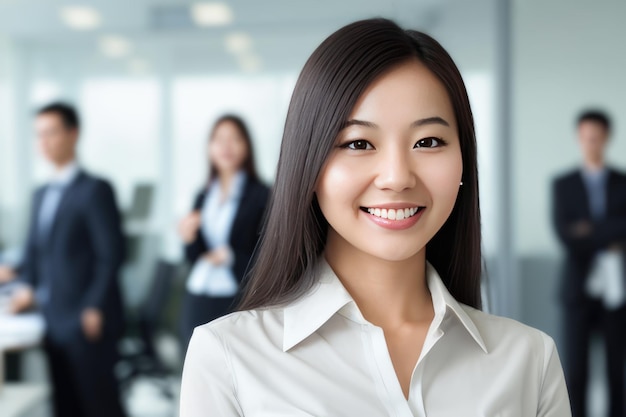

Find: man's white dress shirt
181;258;571;417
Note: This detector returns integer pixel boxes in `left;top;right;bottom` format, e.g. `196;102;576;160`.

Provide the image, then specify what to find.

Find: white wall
514;0;626;256
0;36;11;247
431;0;500;256
0;37;31;249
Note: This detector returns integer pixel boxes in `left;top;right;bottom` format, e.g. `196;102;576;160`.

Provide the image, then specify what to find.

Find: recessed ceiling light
60;6;101;31
190;2;233;27
238;53;261;73
100;36;132;59
225;32;252;55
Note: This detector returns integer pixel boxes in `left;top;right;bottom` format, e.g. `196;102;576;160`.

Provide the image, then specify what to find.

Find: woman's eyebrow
411;116;450;127
342;119;378;129
342;116;451;130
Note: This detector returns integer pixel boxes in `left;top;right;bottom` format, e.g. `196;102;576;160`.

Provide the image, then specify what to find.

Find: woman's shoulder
192;307;285;349
182;309;285;414
456;306;569;415
459;304;557;354
241;178;270;210
246;178;270;197
203;307;281;327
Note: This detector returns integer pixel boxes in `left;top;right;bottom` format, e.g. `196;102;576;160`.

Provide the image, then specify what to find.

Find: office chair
117;259;178;399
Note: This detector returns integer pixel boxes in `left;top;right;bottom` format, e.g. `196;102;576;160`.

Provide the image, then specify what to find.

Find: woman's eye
342;140;373;150
414;137;445;148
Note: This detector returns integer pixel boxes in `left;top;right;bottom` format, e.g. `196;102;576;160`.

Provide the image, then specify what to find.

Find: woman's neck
324;233;433;329
217;170;238;193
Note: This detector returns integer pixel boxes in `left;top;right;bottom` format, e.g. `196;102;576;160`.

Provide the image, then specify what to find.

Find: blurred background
1;0;626;416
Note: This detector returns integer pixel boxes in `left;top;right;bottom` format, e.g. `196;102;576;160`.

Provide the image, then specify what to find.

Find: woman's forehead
347;60;457;131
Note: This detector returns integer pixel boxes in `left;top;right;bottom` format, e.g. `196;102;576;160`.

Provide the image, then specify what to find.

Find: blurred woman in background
178;115;269;350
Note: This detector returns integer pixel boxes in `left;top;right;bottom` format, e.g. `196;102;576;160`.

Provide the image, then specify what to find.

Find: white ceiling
0;0;442;39
0;0;508;78
0;0;446;75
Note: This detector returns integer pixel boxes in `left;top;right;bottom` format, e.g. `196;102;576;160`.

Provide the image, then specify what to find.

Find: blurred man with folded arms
552;110;626;417
11;102;127;417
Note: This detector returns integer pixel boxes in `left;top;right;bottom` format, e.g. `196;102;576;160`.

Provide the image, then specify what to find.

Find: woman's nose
373;148;417;192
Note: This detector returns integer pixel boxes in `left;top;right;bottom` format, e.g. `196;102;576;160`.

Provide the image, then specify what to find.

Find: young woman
181;19;571;416
178;115;269;350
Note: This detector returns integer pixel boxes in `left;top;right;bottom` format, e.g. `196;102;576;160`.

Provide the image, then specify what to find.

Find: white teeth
365;206;421;220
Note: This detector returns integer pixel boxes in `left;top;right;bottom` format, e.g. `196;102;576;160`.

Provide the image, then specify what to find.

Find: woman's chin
358;245;424;264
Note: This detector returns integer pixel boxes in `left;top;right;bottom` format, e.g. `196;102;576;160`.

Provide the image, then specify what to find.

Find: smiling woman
180;18;571;417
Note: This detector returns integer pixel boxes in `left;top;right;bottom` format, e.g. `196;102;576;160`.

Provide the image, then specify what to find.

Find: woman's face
316;59;462;262
209;121;249;175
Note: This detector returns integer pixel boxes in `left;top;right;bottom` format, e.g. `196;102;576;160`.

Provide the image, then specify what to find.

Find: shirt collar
211;171;247;200
581;166;608;181
283;259;354;352
425;262;488;353
50;161;80;187
282;258;488;353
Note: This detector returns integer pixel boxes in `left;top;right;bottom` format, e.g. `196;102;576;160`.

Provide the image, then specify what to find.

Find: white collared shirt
37;160;80;238
186;172;246;297
181;259;571;417
50;160;80;187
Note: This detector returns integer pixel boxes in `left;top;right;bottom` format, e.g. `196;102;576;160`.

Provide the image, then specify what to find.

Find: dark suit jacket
21;171;126;343
552;167;626;305
184;177;270;288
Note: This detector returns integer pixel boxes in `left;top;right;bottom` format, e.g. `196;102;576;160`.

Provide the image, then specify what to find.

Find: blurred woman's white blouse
180;259;571;417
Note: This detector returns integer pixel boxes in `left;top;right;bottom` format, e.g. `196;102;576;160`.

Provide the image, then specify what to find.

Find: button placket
408;328;444;417
362;323;416;417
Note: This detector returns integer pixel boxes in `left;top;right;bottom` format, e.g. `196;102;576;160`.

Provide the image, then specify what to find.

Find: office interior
1;0;626;416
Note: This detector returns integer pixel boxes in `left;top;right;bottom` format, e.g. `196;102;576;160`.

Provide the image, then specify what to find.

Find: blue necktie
35;183;65;305
37;183;64;244
587;174;607;220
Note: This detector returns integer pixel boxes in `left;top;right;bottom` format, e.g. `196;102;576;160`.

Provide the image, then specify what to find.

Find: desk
0;313;45;350
0;383;49;417
0;314;47;416
0;313;45;391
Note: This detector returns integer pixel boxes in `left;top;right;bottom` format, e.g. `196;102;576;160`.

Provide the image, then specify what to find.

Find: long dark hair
239;18;481;310
207;114;259;183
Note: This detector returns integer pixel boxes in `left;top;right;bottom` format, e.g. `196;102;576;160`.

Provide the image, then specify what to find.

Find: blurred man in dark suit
10;102;127;417
552;110;626;417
